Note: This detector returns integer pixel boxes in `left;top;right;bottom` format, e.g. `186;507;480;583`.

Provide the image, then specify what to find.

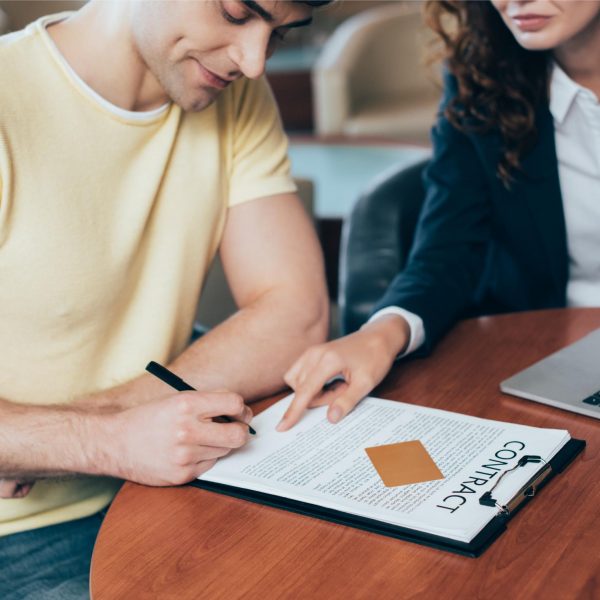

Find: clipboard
191;438;585;557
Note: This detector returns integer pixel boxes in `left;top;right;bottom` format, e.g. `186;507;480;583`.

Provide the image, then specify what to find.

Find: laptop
500;327;600;419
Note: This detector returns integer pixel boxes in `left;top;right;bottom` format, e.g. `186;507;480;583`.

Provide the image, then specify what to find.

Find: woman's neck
553;12;600;99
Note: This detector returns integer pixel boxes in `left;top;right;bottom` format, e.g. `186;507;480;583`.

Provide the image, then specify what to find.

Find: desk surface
91;308;600;599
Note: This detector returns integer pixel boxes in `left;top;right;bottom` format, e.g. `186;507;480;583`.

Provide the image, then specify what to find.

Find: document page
199;396;570;542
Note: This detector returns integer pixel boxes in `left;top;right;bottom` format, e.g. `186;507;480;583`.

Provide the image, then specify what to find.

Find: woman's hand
277;314;410;431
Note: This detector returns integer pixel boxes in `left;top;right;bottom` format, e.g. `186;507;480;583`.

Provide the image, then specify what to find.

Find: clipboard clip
479;455;551;516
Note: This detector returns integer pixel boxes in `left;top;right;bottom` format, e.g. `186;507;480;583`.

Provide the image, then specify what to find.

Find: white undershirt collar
35;13;170;123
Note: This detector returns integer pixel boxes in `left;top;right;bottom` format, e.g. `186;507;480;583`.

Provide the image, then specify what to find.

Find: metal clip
479;455;549;516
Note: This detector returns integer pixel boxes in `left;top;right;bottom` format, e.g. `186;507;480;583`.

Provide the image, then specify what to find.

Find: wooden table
91;308;600;599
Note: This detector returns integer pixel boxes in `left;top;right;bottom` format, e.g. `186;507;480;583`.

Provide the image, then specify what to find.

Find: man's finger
175;391;247;420
0;479;35;499
239;404;253;425
184;445;232;464
13;482;34;498
193;459;218;479
0;479;18;499
182;420;250;449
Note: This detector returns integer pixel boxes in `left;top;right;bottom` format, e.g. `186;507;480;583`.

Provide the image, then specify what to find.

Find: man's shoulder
0;25;36;57
218;76;277;125
189;76;274;136
0;22;53;116
210;76;259;114
0;25;39;92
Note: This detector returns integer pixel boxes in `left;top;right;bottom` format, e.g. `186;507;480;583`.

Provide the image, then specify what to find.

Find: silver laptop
500;327;600;419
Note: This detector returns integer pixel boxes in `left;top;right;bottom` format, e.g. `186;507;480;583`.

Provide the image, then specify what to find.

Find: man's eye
221;2;249;25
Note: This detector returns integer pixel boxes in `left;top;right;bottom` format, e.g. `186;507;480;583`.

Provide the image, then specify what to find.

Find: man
0;0;330;597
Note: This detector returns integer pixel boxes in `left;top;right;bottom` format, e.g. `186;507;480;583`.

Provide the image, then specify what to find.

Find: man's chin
177;88;220;112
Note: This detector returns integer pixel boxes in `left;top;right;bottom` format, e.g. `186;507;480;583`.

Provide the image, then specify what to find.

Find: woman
277;0;600;431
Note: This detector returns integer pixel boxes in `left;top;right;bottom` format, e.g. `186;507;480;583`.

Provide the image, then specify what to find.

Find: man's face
131;1;313;111
491;0;600;51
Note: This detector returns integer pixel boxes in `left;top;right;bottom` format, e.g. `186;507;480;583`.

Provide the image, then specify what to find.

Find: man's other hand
0;479;35;498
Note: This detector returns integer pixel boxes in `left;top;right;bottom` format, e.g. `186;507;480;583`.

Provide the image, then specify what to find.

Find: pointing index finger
277;372;343;432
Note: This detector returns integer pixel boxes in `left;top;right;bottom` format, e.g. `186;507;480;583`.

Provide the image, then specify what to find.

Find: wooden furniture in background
313;3;440;144
91;308;600;599
266;47;320;133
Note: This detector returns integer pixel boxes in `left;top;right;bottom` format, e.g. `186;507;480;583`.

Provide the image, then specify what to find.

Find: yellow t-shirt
0;14;296;536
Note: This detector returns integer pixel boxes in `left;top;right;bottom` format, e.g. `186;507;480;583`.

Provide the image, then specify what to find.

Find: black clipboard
190;438;585;557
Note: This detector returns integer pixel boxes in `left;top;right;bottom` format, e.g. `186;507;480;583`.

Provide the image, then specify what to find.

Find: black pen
145;361;256;435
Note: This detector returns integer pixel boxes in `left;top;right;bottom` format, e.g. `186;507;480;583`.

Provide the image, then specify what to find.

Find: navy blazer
372;72;568;353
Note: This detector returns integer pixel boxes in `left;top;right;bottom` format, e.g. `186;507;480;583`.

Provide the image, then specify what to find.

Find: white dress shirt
552;63;600;306
371;62;600;355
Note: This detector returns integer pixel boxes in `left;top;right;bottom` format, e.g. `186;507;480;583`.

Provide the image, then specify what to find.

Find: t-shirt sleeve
227;76;296;207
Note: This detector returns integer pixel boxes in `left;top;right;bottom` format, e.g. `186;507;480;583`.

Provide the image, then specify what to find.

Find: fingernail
329;405;342;424
276;419;287;432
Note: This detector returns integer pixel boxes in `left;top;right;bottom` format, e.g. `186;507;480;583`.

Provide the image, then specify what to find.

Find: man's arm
74;191;327;408
0;392;252;482
170;192;329;401
2;192;326;484
70;192;327;409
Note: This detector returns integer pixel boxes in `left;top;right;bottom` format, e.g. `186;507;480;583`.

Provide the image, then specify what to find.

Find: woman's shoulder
439;67;459;107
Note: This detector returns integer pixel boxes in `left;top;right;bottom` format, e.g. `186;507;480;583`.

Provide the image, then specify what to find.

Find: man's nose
229;29;270;80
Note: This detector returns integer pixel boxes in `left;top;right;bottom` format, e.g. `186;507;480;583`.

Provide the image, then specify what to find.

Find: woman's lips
511;14;553;32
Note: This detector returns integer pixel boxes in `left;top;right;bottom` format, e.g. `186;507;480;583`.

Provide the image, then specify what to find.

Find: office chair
313;4;439;144
338;158;429;335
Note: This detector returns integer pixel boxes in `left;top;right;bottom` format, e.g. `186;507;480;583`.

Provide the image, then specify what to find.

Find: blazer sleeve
371;72;492;353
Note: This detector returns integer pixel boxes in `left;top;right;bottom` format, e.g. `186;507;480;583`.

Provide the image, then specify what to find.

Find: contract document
196;396;582;554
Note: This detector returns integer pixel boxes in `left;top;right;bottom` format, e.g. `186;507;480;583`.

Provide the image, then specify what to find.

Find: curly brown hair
424;1;552;186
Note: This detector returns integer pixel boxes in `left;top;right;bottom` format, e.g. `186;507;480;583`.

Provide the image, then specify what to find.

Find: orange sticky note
365;440;444;487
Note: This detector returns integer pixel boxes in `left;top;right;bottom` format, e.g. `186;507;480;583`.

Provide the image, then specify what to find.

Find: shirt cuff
366;307;425;358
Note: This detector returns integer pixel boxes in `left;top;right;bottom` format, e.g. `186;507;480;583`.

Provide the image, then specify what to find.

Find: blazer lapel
513;106;569;300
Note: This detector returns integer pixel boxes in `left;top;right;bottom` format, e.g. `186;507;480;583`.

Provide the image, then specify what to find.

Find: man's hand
0;479;34;498
277;314;410;431
98;391;253;486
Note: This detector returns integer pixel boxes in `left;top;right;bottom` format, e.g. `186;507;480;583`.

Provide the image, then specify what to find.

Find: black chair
338;158;429;335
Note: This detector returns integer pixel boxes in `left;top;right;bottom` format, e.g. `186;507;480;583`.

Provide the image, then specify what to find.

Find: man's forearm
0;284;327;479
1;386;254;485
74;289;326;411
72;371;163;411
56;288;324;418
171;287;329;401
0;397;109;478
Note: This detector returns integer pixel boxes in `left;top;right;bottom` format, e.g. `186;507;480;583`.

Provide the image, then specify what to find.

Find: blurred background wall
0;1;84;29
